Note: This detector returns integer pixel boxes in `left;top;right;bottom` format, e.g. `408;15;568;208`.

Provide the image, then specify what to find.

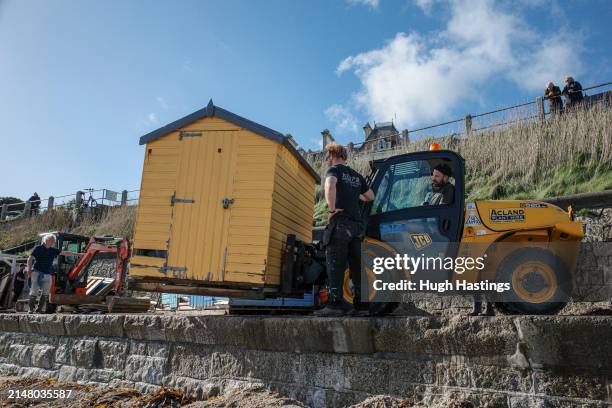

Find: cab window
61;241;81;264
370;159;454;214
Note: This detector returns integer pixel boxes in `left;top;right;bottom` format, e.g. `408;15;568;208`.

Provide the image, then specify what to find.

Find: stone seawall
0;314;610;407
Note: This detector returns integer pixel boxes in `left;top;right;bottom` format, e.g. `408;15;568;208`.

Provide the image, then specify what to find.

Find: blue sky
1;0;610;200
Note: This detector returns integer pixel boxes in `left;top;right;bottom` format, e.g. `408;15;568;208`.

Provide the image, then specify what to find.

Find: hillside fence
307;80;612;160
0;188;140;222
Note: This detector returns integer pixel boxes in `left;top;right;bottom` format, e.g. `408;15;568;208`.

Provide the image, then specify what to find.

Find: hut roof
139;100;320;182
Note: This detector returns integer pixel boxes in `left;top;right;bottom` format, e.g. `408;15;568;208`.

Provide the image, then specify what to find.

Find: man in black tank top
315;143;375;316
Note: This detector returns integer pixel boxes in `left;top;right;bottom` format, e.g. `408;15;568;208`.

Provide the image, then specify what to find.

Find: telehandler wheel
495;247;571;315
342;268;399;316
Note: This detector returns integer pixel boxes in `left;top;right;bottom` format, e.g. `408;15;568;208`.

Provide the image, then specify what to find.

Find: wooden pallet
107;296;151;313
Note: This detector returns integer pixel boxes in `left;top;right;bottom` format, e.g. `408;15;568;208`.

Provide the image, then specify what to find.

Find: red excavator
42;232;149;313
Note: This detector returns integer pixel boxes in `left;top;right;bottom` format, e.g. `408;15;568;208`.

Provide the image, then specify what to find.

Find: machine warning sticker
489;208;525;222
520;202;548;208
409;233;432;250
465;214;482;226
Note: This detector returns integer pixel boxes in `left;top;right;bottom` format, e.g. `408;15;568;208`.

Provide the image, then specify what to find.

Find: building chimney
321;129;335;149
363;122;372;140
402;129;409;146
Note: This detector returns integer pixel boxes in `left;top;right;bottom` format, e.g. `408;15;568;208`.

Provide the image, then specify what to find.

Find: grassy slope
1;106;610;245
311;105;612;225
0;206;136;252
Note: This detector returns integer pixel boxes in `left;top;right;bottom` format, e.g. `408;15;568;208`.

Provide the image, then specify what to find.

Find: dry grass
0;208;74;250
72;205;136;238
309;105;612;224
0;205;137;251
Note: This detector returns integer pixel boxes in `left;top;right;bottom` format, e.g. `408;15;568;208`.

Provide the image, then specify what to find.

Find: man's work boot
36;295;49;314
314;288;350;317
351;288;369;316
28;297;37;314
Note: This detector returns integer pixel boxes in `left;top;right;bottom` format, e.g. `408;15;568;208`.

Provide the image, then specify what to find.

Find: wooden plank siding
166;127;240;282
223;131;276;284
132;135;179;253
265;145;317;284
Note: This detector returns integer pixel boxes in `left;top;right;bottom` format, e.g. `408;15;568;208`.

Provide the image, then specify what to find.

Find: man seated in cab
425;163;454;205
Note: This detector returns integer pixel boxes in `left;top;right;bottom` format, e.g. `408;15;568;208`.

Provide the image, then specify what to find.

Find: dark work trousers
325;217;363;304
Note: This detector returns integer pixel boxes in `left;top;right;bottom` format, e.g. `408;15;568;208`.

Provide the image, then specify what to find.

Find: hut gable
139;99;319;182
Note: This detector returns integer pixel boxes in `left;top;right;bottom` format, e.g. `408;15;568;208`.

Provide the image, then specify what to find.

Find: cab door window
370;160;434;214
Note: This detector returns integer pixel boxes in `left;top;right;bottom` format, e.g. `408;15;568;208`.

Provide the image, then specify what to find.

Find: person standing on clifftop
26;234;78;313
315;143;375;317
27;192;41;215
562;76;584;109
545;82;563;115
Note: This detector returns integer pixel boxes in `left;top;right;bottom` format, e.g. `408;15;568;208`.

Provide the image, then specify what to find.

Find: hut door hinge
171;192;195;206
179;131;202;140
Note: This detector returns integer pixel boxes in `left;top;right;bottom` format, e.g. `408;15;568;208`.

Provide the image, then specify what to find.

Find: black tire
494;247;571;315
338;266;399;316
45;302;57;314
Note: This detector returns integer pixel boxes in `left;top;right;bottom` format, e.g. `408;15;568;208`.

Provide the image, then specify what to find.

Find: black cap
433;163;452;177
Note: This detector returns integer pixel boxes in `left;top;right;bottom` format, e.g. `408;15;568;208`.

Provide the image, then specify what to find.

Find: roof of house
365;122;399;142
139;100;320;182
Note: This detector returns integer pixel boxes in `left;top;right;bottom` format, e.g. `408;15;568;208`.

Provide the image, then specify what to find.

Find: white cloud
414;0;437;14
510;36;584;91
325;104;359;135
347;0;380;9
337;0;583;128
156;96;168;110
147;112;158;124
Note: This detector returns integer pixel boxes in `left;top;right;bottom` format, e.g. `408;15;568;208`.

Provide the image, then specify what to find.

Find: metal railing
305;80;612;155
0;188;141;222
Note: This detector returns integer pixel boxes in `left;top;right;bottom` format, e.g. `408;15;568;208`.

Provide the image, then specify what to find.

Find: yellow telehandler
335;147;584;315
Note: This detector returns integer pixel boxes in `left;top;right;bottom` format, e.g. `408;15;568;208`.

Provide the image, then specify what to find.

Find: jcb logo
410;233;432;250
